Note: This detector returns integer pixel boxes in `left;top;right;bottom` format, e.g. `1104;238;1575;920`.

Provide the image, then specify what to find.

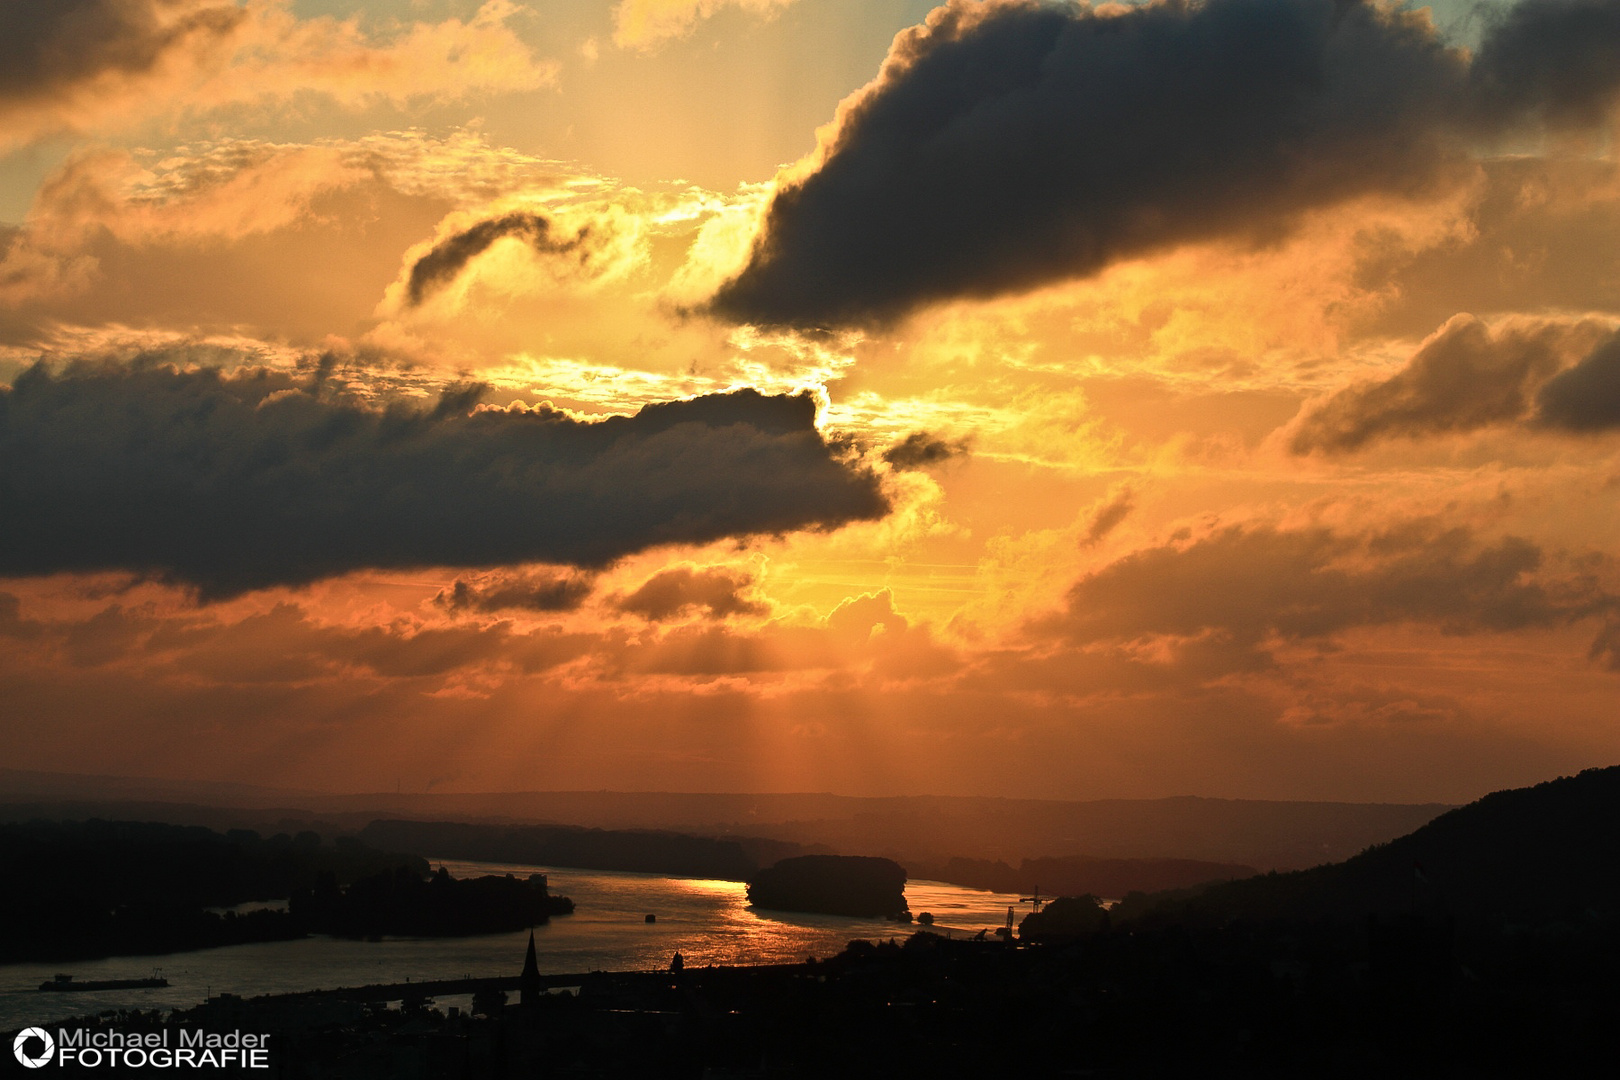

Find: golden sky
3;0;1619;803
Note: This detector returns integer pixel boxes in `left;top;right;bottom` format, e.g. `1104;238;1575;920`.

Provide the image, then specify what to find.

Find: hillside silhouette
910;853;1256;898
1119;764;1620;927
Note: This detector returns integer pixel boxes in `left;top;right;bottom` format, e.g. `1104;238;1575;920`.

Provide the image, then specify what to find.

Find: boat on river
38;972;169;992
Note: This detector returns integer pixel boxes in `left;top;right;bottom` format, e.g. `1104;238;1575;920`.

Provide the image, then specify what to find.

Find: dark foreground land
0;821;573;962
9;766;1620;1077
9;920;1616;1079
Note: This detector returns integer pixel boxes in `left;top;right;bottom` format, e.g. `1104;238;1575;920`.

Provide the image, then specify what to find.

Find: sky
3;0;1619;804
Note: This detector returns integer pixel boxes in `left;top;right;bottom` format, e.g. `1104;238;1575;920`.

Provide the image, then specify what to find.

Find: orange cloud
3;567;1611;802
0;132;611;346
0;145;449;344
7;0;1620;808
1290;314;1617;452
613;565;771;622
0;0;556;150
1028;517;1620;692
611;0;796;51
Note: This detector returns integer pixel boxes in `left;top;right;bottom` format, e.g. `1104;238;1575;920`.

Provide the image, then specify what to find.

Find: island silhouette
8;765;1620;1077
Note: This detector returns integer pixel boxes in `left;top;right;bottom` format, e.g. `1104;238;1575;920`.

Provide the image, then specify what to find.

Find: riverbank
16;921;1617;1080
0;864;1026;1031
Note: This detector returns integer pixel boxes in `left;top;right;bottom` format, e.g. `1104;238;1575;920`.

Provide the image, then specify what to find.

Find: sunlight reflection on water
0;861;1025;1030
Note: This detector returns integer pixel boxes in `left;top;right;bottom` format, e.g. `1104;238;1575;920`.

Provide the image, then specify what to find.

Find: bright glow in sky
3;0;1619;803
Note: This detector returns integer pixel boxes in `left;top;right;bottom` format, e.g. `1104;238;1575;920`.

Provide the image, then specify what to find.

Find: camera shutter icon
13;1028;55;1068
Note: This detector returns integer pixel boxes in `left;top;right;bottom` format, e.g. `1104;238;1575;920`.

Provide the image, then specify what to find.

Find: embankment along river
1;861;1027;1031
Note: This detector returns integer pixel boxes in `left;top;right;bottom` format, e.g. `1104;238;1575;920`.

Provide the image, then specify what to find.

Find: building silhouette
519;929;540;1006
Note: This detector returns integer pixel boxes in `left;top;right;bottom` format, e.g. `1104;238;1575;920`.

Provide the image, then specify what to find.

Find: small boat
39;972;169;992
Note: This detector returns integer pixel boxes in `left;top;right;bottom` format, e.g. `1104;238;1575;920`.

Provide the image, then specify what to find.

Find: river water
0;861;1027;1031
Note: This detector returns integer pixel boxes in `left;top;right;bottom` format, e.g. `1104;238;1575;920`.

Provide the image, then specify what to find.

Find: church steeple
520;929;541;1006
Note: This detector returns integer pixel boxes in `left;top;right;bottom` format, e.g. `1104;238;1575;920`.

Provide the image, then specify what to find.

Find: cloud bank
1292;316;1620;451
1049;520;1617;668
0;0;555;149
1469;0;1620;127
0;359;887;598
711;0;1620;329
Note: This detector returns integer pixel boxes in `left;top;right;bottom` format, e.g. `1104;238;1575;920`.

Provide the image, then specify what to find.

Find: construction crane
991;885;1051;942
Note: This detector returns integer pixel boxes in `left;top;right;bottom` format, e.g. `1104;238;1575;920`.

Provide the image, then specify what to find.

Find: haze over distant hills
0;769;1450;870
1122;763;1620;927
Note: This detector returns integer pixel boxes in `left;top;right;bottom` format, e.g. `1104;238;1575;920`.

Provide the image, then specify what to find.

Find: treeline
359;819;809;881
908;854;1257;898
3;902;306;962
291;866;572;937
1;818;428;909
747;855;909;917
0;820;570;962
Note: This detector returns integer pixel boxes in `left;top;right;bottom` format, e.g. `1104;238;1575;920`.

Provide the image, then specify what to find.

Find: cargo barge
38;973;168;992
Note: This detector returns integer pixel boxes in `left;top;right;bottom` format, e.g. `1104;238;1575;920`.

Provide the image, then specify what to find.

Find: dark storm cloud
1049;521;1617;663
1469;0;1620;127
434;570;596;614
0;0;243;105
0;359;887;599
882;431;970;469
406;212;589;305
711;0;1470;327
1290;316;1590;452
1534;333;1620;431
710;0;1620;329
614;566;769;621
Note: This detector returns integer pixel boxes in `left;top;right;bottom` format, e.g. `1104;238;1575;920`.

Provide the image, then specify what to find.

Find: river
0;861;1028;1031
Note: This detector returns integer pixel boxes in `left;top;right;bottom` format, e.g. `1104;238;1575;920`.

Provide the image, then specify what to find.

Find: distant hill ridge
0;769;1453;869
1121;764;1620;927
358;819;813;881
910;854;1260;898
